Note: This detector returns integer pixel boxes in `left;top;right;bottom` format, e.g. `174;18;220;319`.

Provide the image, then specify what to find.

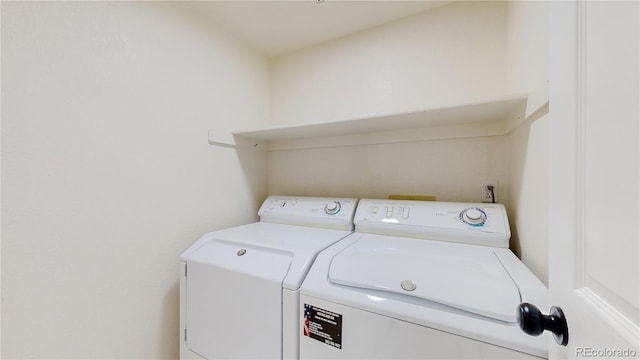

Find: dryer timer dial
324;201;341;215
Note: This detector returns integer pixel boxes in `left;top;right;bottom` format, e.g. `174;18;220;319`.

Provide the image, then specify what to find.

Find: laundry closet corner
262;0;550;284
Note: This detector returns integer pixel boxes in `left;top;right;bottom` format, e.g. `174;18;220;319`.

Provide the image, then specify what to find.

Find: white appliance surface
181;221;354;291
259;195;357;230
355;198;511;247
328;235;521;322
180;195;357;360
299;199;549;359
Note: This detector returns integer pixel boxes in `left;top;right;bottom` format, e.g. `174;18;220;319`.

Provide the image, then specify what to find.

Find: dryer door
185;240;292;359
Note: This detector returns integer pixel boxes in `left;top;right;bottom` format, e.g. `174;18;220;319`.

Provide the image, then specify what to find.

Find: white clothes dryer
180;195;357;359
299;199;549;359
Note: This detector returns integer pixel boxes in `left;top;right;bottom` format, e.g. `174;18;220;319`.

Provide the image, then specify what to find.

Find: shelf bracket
207;130;266;151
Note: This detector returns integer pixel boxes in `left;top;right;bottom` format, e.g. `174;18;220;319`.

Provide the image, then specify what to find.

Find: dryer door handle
516;302;569;346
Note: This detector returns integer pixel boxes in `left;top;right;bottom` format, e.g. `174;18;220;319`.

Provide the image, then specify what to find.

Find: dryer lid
328;236;522;323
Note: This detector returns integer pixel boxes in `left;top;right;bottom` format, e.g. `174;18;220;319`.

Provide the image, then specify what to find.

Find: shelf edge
210;94;534;151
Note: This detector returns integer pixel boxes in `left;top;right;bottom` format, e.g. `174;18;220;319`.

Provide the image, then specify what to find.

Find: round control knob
460;208;486;226
324;201;341;215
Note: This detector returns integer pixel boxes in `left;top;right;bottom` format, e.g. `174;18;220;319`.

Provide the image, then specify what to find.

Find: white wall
506;1;549;96
268;1;509;203
1;2;268;358
507;111;549;283
267;0;550;285
270;1;508;126
268;137;508;202
505;1;550;283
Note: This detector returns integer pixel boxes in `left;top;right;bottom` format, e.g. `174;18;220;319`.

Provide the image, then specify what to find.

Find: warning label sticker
303;304;342;349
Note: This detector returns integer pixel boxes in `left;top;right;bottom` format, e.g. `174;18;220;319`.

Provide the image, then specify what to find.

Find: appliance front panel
185;243;291;359
355;199;510;247
259;196;357;230
299;295;542;359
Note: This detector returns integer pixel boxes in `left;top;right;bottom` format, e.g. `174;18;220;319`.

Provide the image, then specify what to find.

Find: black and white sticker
303;304;342;349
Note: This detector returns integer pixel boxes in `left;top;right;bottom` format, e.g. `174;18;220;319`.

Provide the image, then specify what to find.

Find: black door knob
517;302;569;346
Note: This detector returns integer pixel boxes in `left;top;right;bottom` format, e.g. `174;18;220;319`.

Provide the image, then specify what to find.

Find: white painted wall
507;111;549;283
505;1;550;283
268;1;509;203
268;137;508;203
506;1;549;96
1;2;268;358
270;1;508;126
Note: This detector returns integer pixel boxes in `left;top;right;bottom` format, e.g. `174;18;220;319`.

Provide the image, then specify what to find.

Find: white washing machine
299;199;549;359
179;195;357;359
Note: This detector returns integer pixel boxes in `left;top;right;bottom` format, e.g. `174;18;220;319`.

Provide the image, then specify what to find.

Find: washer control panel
259;196;358;231
355;199;510;248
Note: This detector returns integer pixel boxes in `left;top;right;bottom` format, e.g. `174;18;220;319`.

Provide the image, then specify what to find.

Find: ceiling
187;1;453;57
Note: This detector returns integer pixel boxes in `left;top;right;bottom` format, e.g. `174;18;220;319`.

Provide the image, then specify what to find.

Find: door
548;0;639;358
185;241;292;359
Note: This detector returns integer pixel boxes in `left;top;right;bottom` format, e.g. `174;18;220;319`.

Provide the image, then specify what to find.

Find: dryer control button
401;280;417;292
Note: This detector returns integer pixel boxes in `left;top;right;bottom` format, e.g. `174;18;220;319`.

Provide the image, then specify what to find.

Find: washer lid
328;236;522;323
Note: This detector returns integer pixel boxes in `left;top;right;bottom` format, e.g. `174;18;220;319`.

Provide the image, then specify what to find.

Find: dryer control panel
355;199;510;248
259;196;358;231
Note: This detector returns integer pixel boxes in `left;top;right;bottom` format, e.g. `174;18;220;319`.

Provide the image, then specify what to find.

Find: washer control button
386;206;394;218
